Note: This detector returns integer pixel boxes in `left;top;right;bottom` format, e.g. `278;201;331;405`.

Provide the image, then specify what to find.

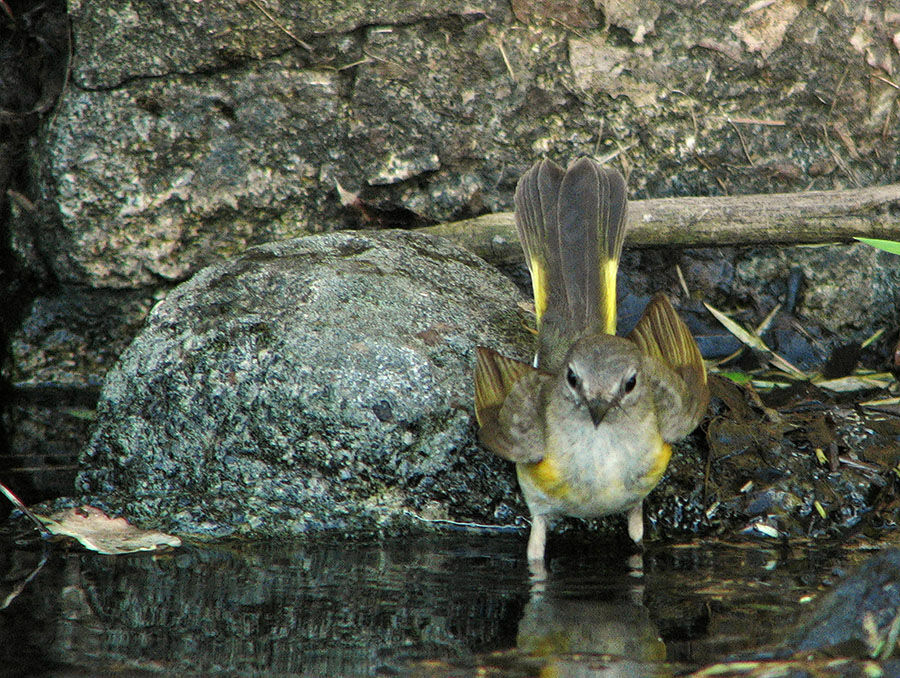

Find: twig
0;482;52;536
549;16;590;41
362;49;411;75
676;264;690;297
837;455;883;479
705;302;806;380
247;0;312;52
870;74;900;91
1;551;49;611
336;57;372;72
822;123;861;187
496;36;516;82
861;328;885;349
45;16;74;130
696;40;742;62
419;182;900;264
743;0;778;12
829;70;849;119
723;116;785;126
883;99;894;142
729;118;755;165
592;120;606;156
595;141;638;169
755;302;781;335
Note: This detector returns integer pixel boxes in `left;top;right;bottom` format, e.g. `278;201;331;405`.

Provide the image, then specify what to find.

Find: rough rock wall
3;0;899;503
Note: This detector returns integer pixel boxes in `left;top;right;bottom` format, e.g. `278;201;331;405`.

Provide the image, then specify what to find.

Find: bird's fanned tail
514;157;627;370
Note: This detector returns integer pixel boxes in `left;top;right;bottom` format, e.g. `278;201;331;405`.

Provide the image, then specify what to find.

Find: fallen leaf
39;506;182;555
849;21;895;76
815;373;896;393
569;37;661;107
511;0;599;28
832;120;861;160
703;303;806;379
731;0;806;59
597;0;661;43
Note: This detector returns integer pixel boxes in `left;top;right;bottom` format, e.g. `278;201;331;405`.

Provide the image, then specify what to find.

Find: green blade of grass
854;237;900;255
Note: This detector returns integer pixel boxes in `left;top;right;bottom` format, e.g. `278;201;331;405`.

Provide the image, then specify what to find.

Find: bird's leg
627;504;644;544
526;514;548;562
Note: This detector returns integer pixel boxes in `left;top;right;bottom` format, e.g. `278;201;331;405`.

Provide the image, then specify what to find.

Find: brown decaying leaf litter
37;506;182;555
1;481;180;555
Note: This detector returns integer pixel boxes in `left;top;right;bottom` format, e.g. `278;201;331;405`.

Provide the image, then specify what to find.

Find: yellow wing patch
474;347;534;427
629;293;707;386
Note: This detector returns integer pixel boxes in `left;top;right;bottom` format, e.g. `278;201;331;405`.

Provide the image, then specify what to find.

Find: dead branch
419;183;900;265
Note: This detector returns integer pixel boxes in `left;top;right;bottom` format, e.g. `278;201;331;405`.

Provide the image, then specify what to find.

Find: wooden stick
0;482;52;536
419;183;900;265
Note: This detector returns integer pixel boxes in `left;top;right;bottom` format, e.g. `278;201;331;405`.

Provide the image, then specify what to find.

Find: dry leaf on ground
39;506;181;555
731;0;806;59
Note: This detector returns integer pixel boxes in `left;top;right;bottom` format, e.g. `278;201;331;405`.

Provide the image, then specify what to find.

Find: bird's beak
586;396;612;427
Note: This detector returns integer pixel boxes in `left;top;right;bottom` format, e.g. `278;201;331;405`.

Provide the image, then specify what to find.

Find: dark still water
0;527;861;677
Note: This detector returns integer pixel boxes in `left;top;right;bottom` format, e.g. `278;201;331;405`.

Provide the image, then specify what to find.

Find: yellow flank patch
602;258;618;334
524;456;568;498
648;442;673;486
529;256;548;327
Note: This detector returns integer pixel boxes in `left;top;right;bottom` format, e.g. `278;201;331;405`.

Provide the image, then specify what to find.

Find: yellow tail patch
601;258;618;334
529;255;549;328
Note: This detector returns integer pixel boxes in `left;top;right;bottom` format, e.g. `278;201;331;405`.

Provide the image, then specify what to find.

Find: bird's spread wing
474;347;547;463
628;293;710;441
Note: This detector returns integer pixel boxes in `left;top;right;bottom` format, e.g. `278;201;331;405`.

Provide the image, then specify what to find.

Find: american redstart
475;157;709;562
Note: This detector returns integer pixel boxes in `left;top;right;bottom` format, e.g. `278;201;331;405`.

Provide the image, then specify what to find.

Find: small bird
474;157;709;562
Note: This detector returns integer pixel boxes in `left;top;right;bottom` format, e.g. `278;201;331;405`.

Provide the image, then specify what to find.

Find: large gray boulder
78;230;531;537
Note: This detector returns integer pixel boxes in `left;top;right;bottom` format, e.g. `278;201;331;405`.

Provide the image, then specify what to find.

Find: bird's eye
623;373;637;394
566;366;580;390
